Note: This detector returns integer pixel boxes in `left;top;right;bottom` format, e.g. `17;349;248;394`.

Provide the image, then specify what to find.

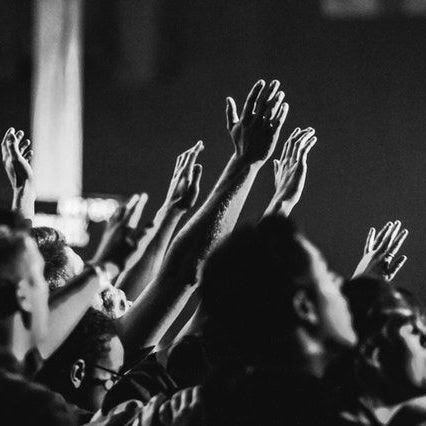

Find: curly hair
30;227;71;291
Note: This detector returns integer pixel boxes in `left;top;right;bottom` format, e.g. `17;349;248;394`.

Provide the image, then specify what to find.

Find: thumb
226;97;239;131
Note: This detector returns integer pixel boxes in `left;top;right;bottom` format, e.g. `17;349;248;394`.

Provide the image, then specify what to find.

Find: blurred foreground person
0;223;77;425
332;277;426;425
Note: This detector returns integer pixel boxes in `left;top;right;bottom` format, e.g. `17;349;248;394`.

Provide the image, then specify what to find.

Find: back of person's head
37;307;124;411
345;277;426;403
203;364;331;426
199;215;357;365
30;227;71;291
200;216;309;360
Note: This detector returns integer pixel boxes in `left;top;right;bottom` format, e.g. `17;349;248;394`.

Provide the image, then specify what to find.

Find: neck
0;313;32;362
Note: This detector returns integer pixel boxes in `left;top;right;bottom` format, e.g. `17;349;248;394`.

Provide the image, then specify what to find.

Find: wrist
230;153;263;174
265;198;294;218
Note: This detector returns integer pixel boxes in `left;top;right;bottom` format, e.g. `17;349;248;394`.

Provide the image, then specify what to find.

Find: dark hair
30;227;70;291
199;215;310;362
37;308;118;402
0;209;30;231
203;364;331;426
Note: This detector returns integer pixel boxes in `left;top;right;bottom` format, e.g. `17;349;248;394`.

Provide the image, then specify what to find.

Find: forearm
263;197;294;218
40;267;103;359
12;185;36;221
119;154;261;349
116;208;184;301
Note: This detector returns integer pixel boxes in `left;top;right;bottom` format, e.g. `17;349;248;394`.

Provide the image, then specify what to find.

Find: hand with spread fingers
353;220;409;282
91;193;149;273
226;79;289;166
163;141;204;213
158;386;204;426
1;127;36;219
1;127;34;190
264;127;317;217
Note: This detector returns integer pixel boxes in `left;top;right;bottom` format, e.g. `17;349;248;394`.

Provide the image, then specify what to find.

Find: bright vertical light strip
31;0;83;201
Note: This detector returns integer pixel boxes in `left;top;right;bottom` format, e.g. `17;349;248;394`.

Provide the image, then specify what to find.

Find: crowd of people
0;79;424;425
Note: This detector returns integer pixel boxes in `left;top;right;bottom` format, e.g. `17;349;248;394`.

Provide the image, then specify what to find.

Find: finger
383;220;402;252
181;388;192;408
171;392;181;413
192;386;202;405
19;138;31;152
1;128;14;158
364;227;376;254
127;193;148;229
375;222;398;254
119;194;139;224
226;97;239;131
292;128;315;160
387;255;408;281
241;80;265;124
254;79;280;116
275;102;289;133
21;141;32;157
372;222;393;249
280;128;300;162
273;159;279;176
191;164;203;191
386;229;409;258
264;91;284;121
184;141;204;181
23;150;33;163
159;401;173;426
15;130;24;143
299;136;317;165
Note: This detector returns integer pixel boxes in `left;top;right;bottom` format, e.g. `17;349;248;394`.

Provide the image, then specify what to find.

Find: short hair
37;308;118;400
199;215;310;361
30;227;70;291
0;226;28;319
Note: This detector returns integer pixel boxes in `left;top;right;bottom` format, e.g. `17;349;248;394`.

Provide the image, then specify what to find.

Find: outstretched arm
118;79;290;350
116;142;204;301
1;127;35;221
40;194;148;358
353;220;408;282
264;127;317;217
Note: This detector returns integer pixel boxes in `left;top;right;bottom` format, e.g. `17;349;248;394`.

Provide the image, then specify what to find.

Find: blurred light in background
32;0;83;201
321;0;381;18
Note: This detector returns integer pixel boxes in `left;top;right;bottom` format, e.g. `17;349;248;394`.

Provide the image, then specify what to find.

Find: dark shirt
0;349;77;426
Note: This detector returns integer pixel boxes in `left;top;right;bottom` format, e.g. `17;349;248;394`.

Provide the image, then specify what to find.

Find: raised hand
1;127;33;189
226;79;289;166
353;220;408;282
91;193;149;273
264;127;317;216
158;387;204;426
163;141;204;212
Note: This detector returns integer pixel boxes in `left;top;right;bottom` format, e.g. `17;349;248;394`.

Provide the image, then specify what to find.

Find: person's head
0;225;49;359
30;227;84;291
37;308;124;412
345;277;426;403
199;216;356;366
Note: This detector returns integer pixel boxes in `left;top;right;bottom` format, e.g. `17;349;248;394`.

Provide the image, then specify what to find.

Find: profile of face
70;334;124;411
297;235;357;348
15;237;49;348
379;313;426;397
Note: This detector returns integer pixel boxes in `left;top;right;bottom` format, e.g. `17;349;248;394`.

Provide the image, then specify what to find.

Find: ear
15;279;32;313
293;289;319;326
70;359;86;389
